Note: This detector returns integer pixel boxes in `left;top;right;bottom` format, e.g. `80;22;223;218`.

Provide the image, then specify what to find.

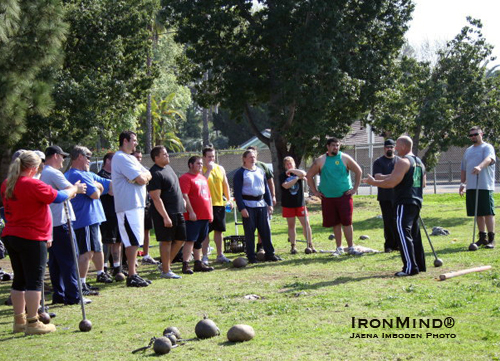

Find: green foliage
212;107;270;148
136;93;186;152
371;18;500;169
163;0;414;176
18;0;158;151
0;0;67;150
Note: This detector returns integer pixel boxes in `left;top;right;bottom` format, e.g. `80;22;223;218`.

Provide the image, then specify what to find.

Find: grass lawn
0;194;499;360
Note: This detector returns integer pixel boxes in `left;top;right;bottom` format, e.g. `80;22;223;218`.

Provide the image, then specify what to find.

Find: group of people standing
1;126;495;336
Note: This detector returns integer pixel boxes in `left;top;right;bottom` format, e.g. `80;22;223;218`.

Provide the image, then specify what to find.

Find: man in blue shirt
65;146;113;295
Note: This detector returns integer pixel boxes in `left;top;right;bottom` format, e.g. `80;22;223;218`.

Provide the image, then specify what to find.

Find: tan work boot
13;312;26;333
25;316;56;335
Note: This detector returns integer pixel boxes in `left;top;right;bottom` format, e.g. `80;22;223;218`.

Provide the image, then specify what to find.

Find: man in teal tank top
307;137;363;256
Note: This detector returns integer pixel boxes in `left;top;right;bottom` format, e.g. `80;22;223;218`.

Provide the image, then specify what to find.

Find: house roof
342;121;385;146
238;129;271;149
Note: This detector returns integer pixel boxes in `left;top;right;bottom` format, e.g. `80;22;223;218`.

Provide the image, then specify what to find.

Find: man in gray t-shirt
111;131;152;287
459;126;496;249
41;145;88;304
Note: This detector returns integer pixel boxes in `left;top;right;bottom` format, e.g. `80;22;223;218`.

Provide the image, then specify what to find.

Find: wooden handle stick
439;265;492;281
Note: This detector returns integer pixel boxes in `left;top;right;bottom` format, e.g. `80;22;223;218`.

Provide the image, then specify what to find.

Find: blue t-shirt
64;168;110;230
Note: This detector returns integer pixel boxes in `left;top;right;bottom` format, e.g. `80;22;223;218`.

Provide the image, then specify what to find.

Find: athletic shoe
160;270;182;279
265;254;282;262
207;246;214;255
202;255;210;265
126;274;150;287
215;254;231;263
347;247;363;256
256;243;263;253
182;262;193;275
141;256;160;265
86;283;100;291
96;272;113;284
331;247;344;256
193;260;214;272
82;283;99;296
290;247;298;255
394;271;411;277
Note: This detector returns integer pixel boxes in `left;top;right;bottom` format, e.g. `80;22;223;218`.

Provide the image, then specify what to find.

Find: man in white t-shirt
111;131;152;287
460;126;496;250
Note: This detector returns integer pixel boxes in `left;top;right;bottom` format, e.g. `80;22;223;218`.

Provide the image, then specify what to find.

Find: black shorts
153;213;187;242
144;202;153;230
466;189;495;216
209;206;227;232
3;236;47;291
75;223;102;254
100;215;121;244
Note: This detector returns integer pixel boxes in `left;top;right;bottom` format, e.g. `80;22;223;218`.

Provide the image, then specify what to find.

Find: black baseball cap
384;139;396;147
45;145;69;158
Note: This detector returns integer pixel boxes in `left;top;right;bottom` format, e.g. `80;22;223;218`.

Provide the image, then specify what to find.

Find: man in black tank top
363;136;426;277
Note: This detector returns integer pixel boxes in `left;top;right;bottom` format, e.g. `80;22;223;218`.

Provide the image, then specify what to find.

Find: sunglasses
468;133;479;137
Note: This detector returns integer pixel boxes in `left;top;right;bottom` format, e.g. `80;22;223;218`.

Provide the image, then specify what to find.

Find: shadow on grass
353;216;468;232
280;273;394;293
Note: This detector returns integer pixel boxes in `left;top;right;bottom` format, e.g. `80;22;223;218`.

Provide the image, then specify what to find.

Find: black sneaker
126;274;150;287
85;283;99;291
265;254;282;262
82;283;99;296
96;272;113;284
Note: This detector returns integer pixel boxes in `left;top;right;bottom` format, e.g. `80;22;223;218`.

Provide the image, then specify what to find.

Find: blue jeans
48;224;80;304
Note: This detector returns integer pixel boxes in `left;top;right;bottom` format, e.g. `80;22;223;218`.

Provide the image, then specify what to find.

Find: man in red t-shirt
179;156;214;274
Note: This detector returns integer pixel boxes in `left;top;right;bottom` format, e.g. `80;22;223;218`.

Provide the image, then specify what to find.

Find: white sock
113;262;121;268
81;277;86;284
143;254;151;259
97;270;104;276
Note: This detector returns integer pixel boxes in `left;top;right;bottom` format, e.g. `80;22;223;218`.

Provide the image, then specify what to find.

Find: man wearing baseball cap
372;139;399;253
40;145;89;305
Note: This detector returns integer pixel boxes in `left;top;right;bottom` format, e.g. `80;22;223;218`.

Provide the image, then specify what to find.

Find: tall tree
162;0;414;178
371;18;500;169
18;0;157;152
0;0;67;179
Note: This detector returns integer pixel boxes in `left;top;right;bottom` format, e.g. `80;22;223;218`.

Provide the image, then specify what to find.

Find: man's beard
329;150;338;156
386;150;393;157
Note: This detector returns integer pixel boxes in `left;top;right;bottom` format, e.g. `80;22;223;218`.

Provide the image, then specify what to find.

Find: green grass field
0;194;499;360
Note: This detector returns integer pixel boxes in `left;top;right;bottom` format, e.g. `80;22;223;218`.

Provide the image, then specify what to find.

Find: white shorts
117;208;145;248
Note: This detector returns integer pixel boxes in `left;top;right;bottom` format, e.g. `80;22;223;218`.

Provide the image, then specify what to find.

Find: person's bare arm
345;155;362;195
306;156;323;197
149;190;172;227
459;170;466;197
363;158;410;188
133;170;152;185
90;181;103;199
183;194;197;221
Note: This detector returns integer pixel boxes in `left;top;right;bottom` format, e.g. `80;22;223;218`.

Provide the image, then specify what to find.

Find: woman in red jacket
1;151;83;335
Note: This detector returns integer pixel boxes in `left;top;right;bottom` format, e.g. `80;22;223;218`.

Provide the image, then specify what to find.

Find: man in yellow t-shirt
201;147;232;264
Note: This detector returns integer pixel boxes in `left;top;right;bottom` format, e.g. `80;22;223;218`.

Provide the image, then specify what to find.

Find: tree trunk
202;107;210;146
146;92;152;152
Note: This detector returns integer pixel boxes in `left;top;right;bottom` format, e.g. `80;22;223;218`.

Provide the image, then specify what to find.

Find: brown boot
182;261;193;275
13;312;26;333
25;315;56;335
193;260;214;272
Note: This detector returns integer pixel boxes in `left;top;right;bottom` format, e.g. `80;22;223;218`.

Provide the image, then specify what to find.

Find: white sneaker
202;255;209;265
347;246;363;256
160;270;182;279
332;246;345;256
215;254;231;263
141;256;159;265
